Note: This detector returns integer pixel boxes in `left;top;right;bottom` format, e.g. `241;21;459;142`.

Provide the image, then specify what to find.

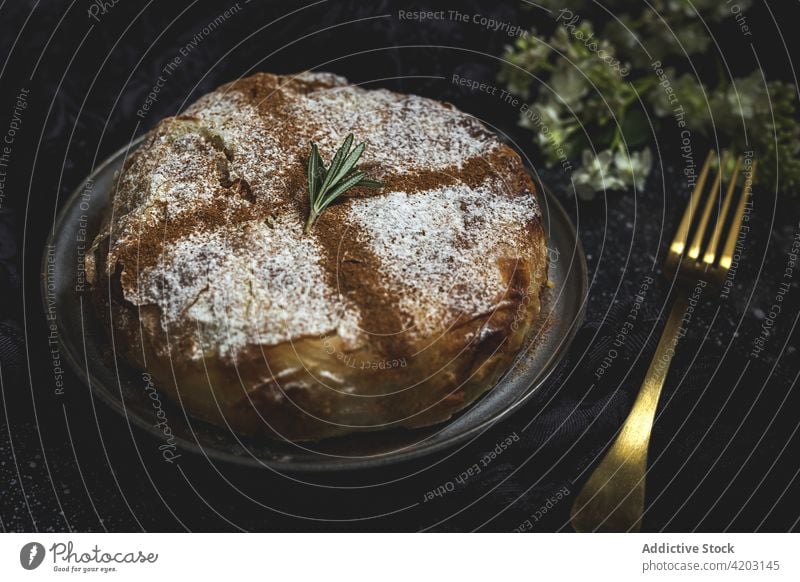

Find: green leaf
320;171;366;207
307;142;320;203
303;133;382;232
313;145;326;178
620;109;650;148
319;133;354;196
328;141;365;188
356;178;383;189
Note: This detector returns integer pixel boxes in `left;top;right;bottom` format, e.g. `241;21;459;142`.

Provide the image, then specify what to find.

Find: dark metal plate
43;139;588;471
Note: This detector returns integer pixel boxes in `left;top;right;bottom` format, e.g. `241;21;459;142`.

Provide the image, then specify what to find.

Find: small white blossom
550;67;589;111
573;149;626;199
613;147;653;189
572;147;653;198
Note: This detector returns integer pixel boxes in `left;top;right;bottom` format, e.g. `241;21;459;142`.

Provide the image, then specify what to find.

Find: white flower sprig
499;0;799;194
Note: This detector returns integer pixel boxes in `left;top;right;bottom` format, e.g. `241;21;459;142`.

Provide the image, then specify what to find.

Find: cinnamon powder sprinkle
88;72;541;361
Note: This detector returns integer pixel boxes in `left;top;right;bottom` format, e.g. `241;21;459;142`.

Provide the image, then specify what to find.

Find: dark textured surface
0;0;799;532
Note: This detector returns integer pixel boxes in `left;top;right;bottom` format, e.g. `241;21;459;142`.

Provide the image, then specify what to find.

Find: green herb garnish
304;133;382;233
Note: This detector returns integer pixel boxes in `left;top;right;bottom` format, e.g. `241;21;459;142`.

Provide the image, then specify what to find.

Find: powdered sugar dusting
186;92;301;204
130;217;357;359
109;125;240;251
97;72;538;361
295;85;497;175
346;181;540;336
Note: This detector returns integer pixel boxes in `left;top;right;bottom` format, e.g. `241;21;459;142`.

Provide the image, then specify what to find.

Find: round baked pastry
86;72;548;441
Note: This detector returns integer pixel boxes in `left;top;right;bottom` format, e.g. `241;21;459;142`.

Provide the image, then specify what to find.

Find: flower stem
304;211;317;233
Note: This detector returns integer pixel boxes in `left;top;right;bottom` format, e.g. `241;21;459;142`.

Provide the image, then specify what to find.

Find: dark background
1;0;799;532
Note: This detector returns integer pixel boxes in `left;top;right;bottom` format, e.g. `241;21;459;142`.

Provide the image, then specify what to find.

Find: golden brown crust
87;72;548;441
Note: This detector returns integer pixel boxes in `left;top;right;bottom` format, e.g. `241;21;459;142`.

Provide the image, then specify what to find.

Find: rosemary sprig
304;133;382;233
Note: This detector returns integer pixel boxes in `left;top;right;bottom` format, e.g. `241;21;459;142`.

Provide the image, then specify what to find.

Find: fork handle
571;294;688;532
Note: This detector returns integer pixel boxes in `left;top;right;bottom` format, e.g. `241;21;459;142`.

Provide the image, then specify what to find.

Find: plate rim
42;138;588;472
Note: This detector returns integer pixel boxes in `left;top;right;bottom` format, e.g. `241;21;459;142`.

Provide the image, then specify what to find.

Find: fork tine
688;151;730;259
671;150;715;256
719;160;757;270
704;155;743;265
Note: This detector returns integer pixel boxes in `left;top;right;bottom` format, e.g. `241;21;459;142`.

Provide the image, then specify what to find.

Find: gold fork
570;150;757;532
